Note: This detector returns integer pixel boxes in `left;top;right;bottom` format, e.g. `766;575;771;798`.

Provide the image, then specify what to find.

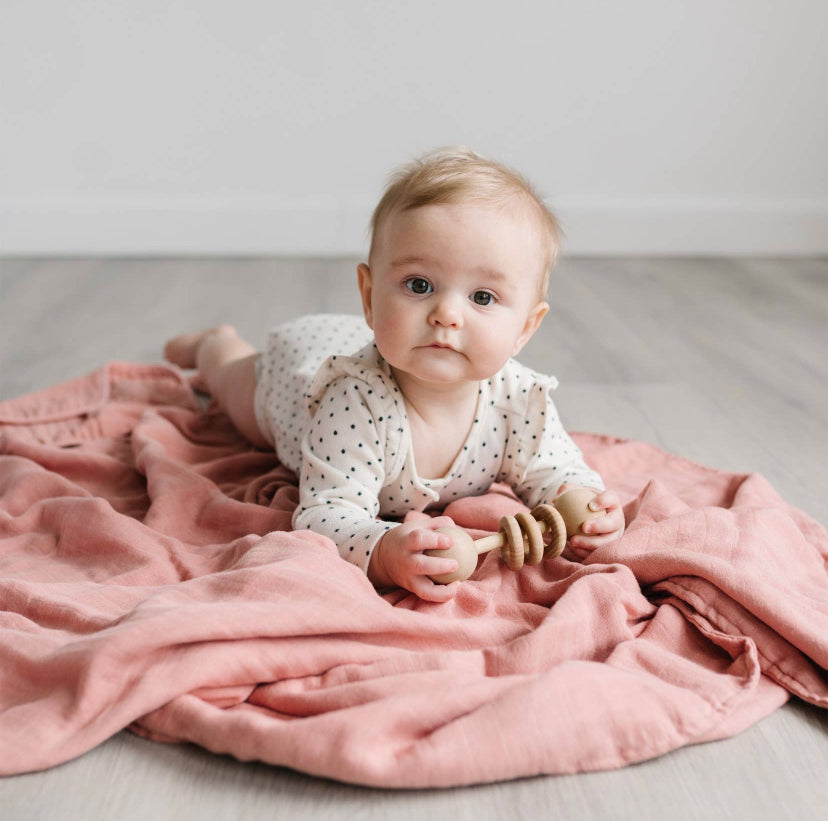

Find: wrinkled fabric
0;362;825;787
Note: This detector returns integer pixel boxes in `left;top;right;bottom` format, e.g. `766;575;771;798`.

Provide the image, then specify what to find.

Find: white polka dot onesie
254;314;604;575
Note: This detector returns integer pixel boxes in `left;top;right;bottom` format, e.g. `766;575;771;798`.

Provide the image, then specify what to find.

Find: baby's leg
165;326;270;449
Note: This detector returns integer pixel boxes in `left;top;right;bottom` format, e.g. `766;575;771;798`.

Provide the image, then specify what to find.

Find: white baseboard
0;197;370;257
556;198;828;256
1;197;826;256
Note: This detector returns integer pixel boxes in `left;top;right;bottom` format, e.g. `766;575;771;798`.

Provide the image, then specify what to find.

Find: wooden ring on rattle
499;515;525;571
515;510;545;565
530;504;567;560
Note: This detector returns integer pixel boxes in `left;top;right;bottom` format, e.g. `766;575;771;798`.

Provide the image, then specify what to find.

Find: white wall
1;0;826;256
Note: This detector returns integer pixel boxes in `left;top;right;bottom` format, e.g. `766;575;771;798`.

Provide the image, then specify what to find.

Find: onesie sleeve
502;374;604;509
291;375;400;575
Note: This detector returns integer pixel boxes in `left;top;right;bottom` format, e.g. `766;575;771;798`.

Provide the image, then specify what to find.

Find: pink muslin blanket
0;363;826;787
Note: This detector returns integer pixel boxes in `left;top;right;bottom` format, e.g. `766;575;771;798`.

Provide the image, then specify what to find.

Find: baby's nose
429;294;464;326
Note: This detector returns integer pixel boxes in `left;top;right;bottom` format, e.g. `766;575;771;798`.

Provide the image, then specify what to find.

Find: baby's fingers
570;513;625;556
581;508;624;536
407;527;453;553
589;491;621;512
412;550;459;579
409;577;460;603
571;529;622;551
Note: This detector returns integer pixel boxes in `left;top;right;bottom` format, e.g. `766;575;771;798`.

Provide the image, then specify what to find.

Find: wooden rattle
427;488;604;584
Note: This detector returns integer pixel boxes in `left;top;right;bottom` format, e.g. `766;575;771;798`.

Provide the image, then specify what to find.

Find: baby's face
358;201;549;390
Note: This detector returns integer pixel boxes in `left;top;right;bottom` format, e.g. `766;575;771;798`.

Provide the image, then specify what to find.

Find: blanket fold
0;362;825;787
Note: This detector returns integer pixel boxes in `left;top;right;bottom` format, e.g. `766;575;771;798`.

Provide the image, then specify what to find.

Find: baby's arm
293;376;460;600
505;383;624;557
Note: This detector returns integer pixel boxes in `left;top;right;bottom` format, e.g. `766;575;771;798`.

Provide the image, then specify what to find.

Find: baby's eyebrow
388;255;431;269
472;267;510;284
389;256;510;281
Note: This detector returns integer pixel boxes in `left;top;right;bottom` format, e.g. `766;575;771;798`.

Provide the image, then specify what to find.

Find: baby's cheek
371;320;402;362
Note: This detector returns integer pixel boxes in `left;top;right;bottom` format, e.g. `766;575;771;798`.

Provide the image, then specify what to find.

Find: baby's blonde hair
369;146;561;298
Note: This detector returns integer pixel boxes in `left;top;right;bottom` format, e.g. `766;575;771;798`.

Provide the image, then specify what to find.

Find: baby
165;147;625;602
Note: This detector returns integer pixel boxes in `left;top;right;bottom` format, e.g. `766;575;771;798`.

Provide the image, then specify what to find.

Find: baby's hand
368;516;461;602
567;490;625;559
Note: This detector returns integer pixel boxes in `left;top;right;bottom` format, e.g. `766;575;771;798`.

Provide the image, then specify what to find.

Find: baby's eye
471;290;496;306
405;277;433;295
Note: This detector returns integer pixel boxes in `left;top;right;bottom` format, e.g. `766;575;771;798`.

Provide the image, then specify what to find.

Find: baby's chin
394;360;499;388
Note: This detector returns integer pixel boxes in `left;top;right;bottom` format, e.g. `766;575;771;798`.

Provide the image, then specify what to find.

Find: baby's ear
357;263;374;328
513;301;549;355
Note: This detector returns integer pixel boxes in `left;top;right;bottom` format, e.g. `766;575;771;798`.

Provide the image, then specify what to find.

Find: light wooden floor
1;257;827;820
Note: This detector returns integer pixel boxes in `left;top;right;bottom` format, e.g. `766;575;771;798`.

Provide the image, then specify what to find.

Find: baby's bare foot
164;325;236;368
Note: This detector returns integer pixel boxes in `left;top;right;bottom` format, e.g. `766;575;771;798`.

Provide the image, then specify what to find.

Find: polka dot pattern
254;314;373;472
257;314;604;576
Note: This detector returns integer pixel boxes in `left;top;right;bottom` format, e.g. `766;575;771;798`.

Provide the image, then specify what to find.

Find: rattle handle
474;533;504;555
